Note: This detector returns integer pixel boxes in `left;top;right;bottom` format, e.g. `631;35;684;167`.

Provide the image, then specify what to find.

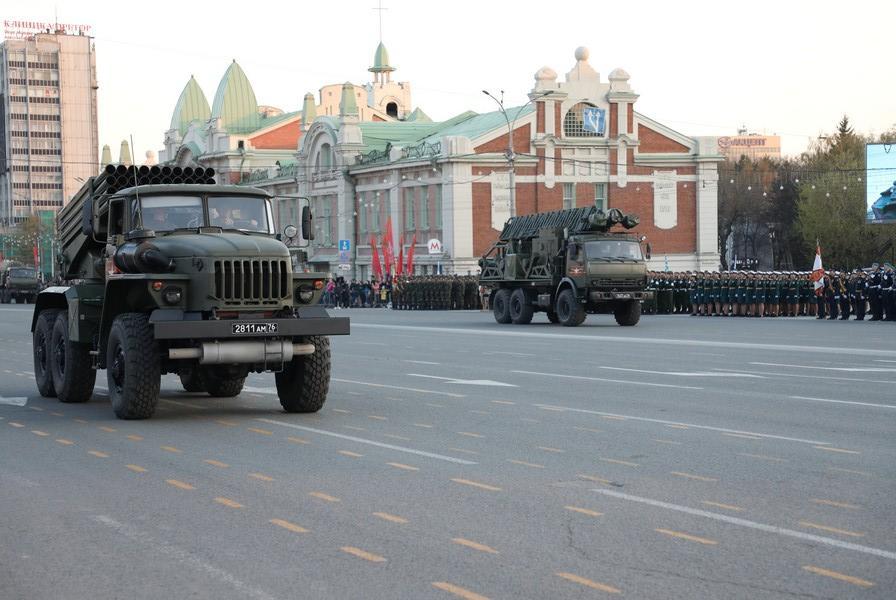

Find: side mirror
645;243;652;260
301;206;314;240
82;197;96;238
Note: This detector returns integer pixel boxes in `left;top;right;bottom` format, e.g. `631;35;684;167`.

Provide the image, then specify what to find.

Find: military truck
1;265;40;304
31;164;349;420
479;206;652;326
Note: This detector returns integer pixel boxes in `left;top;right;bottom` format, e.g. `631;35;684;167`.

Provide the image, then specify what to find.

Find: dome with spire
211;60;260;134
369;42;395;73
170;75;211;134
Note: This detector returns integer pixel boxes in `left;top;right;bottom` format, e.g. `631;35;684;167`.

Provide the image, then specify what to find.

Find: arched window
563;102;604;137
386;102;398;118
318;143;332;171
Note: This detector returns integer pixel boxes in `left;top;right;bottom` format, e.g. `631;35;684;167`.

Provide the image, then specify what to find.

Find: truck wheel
202;368;245;398
178;366;206;393
34;309;60;397
509;289;534;324
276;336;330;413
546;311;560;324
556;289;586;327
614;300;641;326
50;312;96;403
107;313;160;420
492;289;512;324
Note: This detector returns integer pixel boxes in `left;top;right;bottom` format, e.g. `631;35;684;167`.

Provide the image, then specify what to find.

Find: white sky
6;0;895;163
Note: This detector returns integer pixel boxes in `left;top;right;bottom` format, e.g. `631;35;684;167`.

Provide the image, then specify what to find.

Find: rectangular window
319;199;333;246
372;192;381;233
359;194;367;233
594;183;607;211
563;183;575;209
404;188;415;230
433;185;442;229
419;187;429;229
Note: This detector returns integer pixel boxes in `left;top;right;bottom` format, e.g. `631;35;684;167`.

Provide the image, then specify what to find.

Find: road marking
814;445;860;455
555;572;621;594
382;433;411;441
332;408;351;414
593;489;896;560
452;538;498;554
8;421;24;428
469;410;490;415
50;412;64;416
520;417;540;423
409;373;518;388
722;433;761;440
88;450;109;458
715;367;895;385
247;427;273;436
248;473;274;482
654;439;682;445
387;462;419;471
340;546;386;563
751;361;893;372
602;366;761;378
491;400;515;405
702;501;743;512
373;512;408;524
404;360;440;365
449;448;479;455
270;519;308;534
789;395;896;409
161;445;183;454
159;399;209;410
432;581;491;600
343;425;366;431
671;471;717;482
93;515;278;600
367;415;388;421
126;434;143;441
308;491;339;502
600;457;638;467
534;403;830;445
451;478;501;492
458;431;483;438
74;419;88;424
426;403;445;408
333;377;466;398
286;436;310;444
802;565;874;588
656;528;718;545
483;351;536;357
413;423;434;428
215;497;244;509
126;464;147;473
29;406;44;411
577;474;613;485
98;426;117;432
204;459;230;468
255;418;476;465
812;499;861;510
166;479;194;490
573;426;603;433
565;506;603;517
739;453;787;462
338;450;363;458
513;370;703;390
215;419;238;427
30;430;49;436
799;521;865;538
55;438;74;445
536;446;564;453
508;459;545;469
828;467;871;476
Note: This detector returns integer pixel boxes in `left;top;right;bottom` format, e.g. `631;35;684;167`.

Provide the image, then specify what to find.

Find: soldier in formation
390;275;481;310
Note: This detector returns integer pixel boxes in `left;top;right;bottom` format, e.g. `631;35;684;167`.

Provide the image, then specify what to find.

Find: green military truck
31;164;349;419
479;207;652;326
1;265;41;304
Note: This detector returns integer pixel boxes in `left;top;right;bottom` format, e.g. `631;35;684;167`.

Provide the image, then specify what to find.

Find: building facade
0;29;98;225
718;130;781;162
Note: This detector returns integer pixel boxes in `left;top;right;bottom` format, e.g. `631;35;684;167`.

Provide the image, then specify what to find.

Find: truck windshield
9;268;36;277
208;196;272;233
140;196;203;232
585;240;643;260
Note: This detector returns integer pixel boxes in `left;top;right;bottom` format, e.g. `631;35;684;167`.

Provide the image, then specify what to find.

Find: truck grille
593;278;643;289
213;259;289;305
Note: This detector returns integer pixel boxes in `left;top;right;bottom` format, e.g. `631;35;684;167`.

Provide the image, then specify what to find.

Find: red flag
396;245;404;276
406;233;417;274
810;243;824;296
33;244;39;268
382;217;395;276
370;234;383;280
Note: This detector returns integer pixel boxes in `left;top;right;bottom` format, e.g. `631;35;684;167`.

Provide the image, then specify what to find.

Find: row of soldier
391;275;482;310
645;265;896;321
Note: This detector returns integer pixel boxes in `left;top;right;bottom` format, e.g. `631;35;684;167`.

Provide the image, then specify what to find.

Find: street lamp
482;89;552;218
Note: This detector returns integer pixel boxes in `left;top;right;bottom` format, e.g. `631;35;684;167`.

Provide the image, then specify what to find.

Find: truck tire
510;289;534;324
33;309;60;397
492;289;512;324
556;289;586;327
614;300;641;326
178;366;206;393
107;313;160;420
276;336;330;413
202;368;245;398
546;311;560;324
50;312;96;403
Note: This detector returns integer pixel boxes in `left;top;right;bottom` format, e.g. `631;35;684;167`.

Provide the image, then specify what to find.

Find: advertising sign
3;19;92;40
866;143;896;224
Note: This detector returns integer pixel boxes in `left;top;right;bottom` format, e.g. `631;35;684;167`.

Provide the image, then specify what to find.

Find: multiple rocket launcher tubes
96;164;217;194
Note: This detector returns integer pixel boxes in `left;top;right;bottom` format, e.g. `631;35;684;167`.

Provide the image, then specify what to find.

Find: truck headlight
162;286;182;305
296;286;314;304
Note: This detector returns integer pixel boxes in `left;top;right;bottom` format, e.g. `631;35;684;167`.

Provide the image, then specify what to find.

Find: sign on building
582;107;606;136
427;238;442;254
653;171;678;230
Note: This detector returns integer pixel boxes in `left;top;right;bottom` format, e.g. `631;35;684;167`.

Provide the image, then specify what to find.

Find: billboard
866;143;896;223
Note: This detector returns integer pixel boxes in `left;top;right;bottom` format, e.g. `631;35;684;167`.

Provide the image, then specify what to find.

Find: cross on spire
373;0;387;42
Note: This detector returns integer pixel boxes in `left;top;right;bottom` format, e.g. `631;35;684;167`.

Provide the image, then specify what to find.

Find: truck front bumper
588;290;653;302
149;307;350;340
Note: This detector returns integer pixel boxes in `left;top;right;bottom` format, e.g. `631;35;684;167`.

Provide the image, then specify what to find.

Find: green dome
211;61;260;134
170;76;211;134
369;42;395;73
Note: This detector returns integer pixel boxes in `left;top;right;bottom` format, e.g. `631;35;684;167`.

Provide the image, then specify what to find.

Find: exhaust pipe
168;341;315;364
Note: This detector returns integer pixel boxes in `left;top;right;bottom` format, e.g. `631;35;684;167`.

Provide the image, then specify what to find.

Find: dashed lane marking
508;459;545;469
426;403;446;408
593;489;896;560
451;538;499;554
458;431;483;438
248;473;274;482
414;423;434;428
340;546;386;563
802;565;874;588
739;453;787;462
432;581;491;600
449;448;479;455
656;528;718;545
722;433;761;440
338;450;363;458
368;415;388;421
671;471;718;482
161;446;183;454
55;438;74;445
30;430;49;437
702;501;743;512
74;419;89;424
373;512;408;524
811;499;861;510
601;415;626;421
538;446;565;453
666;424;689;429
308;491;340;502
387;462;419;471
799;521;865;538
165;479;194;490
126;434;143;441
828;467;871;477
333;377;466;398
8;422;24;428
512;369;703;390
270;519;308;534
491;400;515;405
255;418;476;465
577;474;613;485
215;419;238;427
565;506;603;517
814;445;860;455
382;434;411;441
450;478;501;492
126;464;147;473
555;572;621;594
204;459;230;468
247;427;273;436
286;436;310;444
600;458;638;467
789;395;896;409
573;426;603;433
215;497;244;509
88;450;109;458
49;412;63;416
29;406;44;411
332;409;351;414
654;439;682;445
98;426;117;432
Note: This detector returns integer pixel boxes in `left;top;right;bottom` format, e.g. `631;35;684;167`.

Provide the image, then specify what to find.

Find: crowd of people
319;275;482;310
645;264;896;321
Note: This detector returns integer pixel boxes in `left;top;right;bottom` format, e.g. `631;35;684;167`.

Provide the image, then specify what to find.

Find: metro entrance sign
427;238;442;254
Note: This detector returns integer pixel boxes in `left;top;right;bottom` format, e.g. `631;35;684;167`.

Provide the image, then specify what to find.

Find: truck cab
1;266;40;304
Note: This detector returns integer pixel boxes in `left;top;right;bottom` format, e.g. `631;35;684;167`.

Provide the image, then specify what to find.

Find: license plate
231;322;279;335
615;293;632;299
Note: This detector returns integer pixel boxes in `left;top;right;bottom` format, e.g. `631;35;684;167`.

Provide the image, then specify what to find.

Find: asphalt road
1;304;894;599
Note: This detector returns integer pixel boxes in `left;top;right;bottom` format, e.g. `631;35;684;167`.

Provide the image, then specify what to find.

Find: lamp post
482;90;552;219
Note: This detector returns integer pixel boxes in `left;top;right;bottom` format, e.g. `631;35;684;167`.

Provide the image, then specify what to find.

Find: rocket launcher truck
31;164;349;419
479;206;652;326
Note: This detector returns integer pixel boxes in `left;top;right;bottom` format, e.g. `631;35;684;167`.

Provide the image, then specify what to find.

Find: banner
406;233;417;274
370;234;383;281
396;245;404;276
811;244;824;295
382;217;395;277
